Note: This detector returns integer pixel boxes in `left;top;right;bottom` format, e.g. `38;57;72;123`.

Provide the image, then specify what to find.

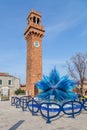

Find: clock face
34;41;40;48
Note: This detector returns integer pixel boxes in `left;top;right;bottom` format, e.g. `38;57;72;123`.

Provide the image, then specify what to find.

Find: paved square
0;101;87;130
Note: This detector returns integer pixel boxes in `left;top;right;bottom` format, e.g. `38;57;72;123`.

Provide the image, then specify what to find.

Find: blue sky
0;0;87;83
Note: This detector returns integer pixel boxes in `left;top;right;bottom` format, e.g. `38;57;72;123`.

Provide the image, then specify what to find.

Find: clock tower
24;10;45;96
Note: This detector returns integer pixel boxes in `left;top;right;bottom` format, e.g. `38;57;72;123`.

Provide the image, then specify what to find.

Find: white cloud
42;59;66;75
43;59;65;65
45;10;87;36
80;29;87;37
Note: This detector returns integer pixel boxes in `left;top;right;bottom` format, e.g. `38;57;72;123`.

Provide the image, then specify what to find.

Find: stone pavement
0;100;87;130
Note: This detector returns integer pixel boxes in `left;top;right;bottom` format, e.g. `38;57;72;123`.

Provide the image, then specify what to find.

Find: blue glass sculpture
35;68;78;102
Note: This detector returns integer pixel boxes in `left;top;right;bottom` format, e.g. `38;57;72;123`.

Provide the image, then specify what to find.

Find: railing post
22;99;24;111
46;103;51;123
32;99;34;115
72;101;74;118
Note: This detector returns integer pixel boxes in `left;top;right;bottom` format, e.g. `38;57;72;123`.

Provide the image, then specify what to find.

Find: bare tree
66;52;87;95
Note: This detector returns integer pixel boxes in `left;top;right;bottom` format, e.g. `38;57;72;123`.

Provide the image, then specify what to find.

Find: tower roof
27;9;41;20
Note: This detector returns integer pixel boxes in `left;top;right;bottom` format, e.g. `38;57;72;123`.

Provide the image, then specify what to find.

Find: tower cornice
24;21;45;39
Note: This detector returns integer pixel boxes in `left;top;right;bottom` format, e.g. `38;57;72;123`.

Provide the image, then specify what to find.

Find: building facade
24;10;45;97
0;73;20;100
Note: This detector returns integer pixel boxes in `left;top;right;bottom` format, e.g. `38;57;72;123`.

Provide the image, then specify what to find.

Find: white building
0;73;20;100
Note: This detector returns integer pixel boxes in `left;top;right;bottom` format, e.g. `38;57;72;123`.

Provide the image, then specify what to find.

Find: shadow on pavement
8;120;25;130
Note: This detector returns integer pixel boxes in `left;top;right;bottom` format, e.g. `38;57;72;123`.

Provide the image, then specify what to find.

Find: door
1;87;9;101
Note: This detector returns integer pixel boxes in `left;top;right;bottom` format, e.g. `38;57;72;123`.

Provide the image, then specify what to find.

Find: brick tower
24;10;45;97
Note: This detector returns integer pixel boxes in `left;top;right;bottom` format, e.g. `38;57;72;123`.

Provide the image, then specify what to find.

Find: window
8;80;12;85
0;80;2;85
33;16;36;23
37;18;40;24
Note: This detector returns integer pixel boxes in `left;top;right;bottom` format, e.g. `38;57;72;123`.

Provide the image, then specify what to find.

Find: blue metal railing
11;96;87;123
